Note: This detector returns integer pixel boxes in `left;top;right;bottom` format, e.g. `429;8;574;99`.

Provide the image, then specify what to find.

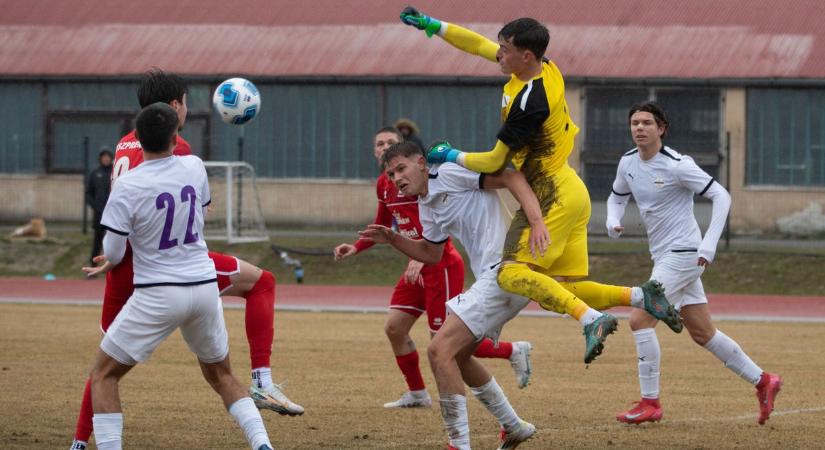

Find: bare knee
688;326;716;346
384;318;413;344
427;340;453;369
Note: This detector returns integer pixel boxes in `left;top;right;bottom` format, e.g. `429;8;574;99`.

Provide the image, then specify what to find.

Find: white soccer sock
92;413;123;450
578;307;603;326
470;377;520;433
252;367;274;391
633;328;661;399
439;394;470;450
703;330;763;385
630;287;645;309
229;397;272;450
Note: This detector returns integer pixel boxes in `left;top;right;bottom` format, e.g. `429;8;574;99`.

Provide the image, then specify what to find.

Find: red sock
244;270;275;369
395;350;426;391
73;378;93;442
473;339;513;359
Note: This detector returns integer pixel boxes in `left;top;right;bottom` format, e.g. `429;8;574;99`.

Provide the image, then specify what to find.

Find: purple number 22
156;185;200;250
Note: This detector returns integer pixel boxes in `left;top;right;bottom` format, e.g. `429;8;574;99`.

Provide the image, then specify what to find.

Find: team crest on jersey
654;177;666;188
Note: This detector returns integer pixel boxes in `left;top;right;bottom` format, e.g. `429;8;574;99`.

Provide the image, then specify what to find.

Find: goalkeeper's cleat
583;313;618;364
756;372;783;425
497;419;536;450
249;384;304;416
616;398;663;424
508;341;533;389
400;6;442;37
69;440;87;450
383;390;432;408
641;279;682;333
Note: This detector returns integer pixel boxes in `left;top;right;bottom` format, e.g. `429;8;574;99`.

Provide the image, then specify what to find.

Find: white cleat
497;419;536;450
383;390;432;408
509;341;533;389
249;384;305;416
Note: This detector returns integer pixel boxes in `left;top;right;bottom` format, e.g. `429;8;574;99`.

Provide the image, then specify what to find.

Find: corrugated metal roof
2;0;824;79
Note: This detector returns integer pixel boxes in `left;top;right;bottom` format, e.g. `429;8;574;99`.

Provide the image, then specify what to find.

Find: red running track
1;277;823;322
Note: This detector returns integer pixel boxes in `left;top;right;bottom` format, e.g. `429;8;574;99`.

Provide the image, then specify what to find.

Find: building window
747;88;825;187
583;87;721;199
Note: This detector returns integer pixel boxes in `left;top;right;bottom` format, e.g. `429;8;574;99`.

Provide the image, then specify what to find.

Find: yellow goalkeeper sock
497;263;591;320
559;281;631;311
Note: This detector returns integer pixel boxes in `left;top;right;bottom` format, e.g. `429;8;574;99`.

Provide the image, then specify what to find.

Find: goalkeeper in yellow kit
400;7;683;364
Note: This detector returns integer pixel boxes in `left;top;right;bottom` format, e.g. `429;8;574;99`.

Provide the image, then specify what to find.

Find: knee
427;341;451;367
383;319;409;341
256;270;275;290
689;327;715;346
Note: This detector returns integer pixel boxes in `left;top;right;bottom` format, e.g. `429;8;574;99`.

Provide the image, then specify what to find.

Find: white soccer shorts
446;269;531;344
651;250;708;311
101;282;229;365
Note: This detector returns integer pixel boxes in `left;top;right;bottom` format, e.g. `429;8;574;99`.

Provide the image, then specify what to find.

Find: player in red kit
69;70;302;450
333;127;533;409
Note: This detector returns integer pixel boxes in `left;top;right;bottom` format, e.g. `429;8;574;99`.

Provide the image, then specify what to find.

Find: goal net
203;161;269;244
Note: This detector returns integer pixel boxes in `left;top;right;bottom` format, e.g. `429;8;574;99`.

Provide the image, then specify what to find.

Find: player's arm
697;182;731;266
335;196;393;260
482;169;549;257
606;160;632;238
427;83;549;173
358;224;444;265
675;157;731;265
400;7;498;63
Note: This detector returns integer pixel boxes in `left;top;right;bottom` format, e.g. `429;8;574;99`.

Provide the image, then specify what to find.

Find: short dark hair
137;68;187;108
381;142;424;168
629;101;669;138
375;126;403;141
135;102;179;153
498;18;549;61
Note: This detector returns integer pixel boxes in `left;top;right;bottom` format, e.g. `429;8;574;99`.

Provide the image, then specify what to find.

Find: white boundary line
2;297;825;323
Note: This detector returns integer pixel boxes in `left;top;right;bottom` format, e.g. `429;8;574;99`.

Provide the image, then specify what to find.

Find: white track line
2;297;825;323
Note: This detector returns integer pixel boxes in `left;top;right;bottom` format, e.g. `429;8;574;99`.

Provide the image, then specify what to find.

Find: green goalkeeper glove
400;6;442;38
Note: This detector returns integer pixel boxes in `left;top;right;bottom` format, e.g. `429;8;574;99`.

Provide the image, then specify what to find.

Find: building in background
1;0;824;233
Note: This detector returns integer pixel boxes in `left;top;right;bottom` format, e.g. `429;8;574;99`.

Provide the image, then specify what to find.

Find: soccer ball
212;78;261;125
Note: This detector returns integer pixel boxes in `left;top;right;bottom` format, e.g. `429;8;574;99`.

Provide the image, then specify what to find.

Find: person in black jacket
86;148;113;265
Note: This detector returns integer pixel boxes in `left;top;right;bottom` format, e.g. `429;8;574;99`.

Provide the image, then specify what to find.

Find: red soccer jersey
112;130;192;183
354;172;458;269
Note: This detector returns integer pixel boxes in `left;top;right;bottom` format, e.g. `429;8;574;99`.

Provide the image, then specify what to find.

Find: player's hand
606;217;624;239
698;257;710;267
82;255;114;277
333;243;357;261
400;6;442;37
358;224;396;244
404;259;425;286
528;221;550;259
427;141;461;164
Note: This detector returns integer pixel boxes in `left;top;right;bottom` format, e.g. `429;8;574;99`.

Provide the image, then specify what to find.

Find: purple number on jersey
156;192;178;250
181;185;199;244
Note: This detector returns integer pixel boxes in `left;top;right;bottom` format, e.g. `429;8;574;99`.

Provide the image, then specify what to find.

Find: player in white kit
608;101;782;426
360;142;546;450
83;103;273;450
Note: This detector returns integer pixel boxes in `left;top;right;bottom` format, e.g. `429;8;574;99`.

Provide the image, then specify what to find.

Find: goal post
203;161;269;244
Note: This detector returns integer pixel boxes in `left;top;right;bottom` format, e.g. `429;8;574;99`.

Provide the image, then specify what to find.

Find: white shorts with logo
101;282;229;365
446;270;531;344
651;250;707;311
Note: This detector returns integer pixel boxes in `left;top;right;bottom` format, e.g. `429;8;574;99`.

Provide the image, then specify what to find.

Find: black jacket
85;165;112;212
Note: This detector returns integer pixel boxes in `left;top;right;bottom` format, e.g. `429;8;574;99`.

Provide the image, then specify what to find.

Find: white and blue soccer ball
212;78;261;125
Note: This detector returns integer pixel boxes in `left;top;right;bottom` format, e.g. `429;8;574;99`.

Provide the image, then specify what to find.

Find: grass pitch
1;304;824;449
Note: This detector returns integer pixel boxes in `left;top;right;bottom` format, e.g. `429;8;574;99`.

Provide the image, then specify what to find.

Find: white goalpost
203;161;269;244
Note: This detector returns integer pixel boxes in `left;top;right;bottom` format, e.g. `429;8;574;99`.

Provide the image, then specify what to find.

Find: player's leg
616;308;663;424
71;250;135;450
436;273;535;450
498;172;617;363
88;349;134;450
183;282;273;449
384;278;431;408
214;253;303;416
682;298;782;425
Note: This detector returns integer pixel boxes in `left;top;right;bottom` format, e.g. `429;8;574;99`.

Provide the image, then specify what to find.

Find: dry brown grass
1;304;824;449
